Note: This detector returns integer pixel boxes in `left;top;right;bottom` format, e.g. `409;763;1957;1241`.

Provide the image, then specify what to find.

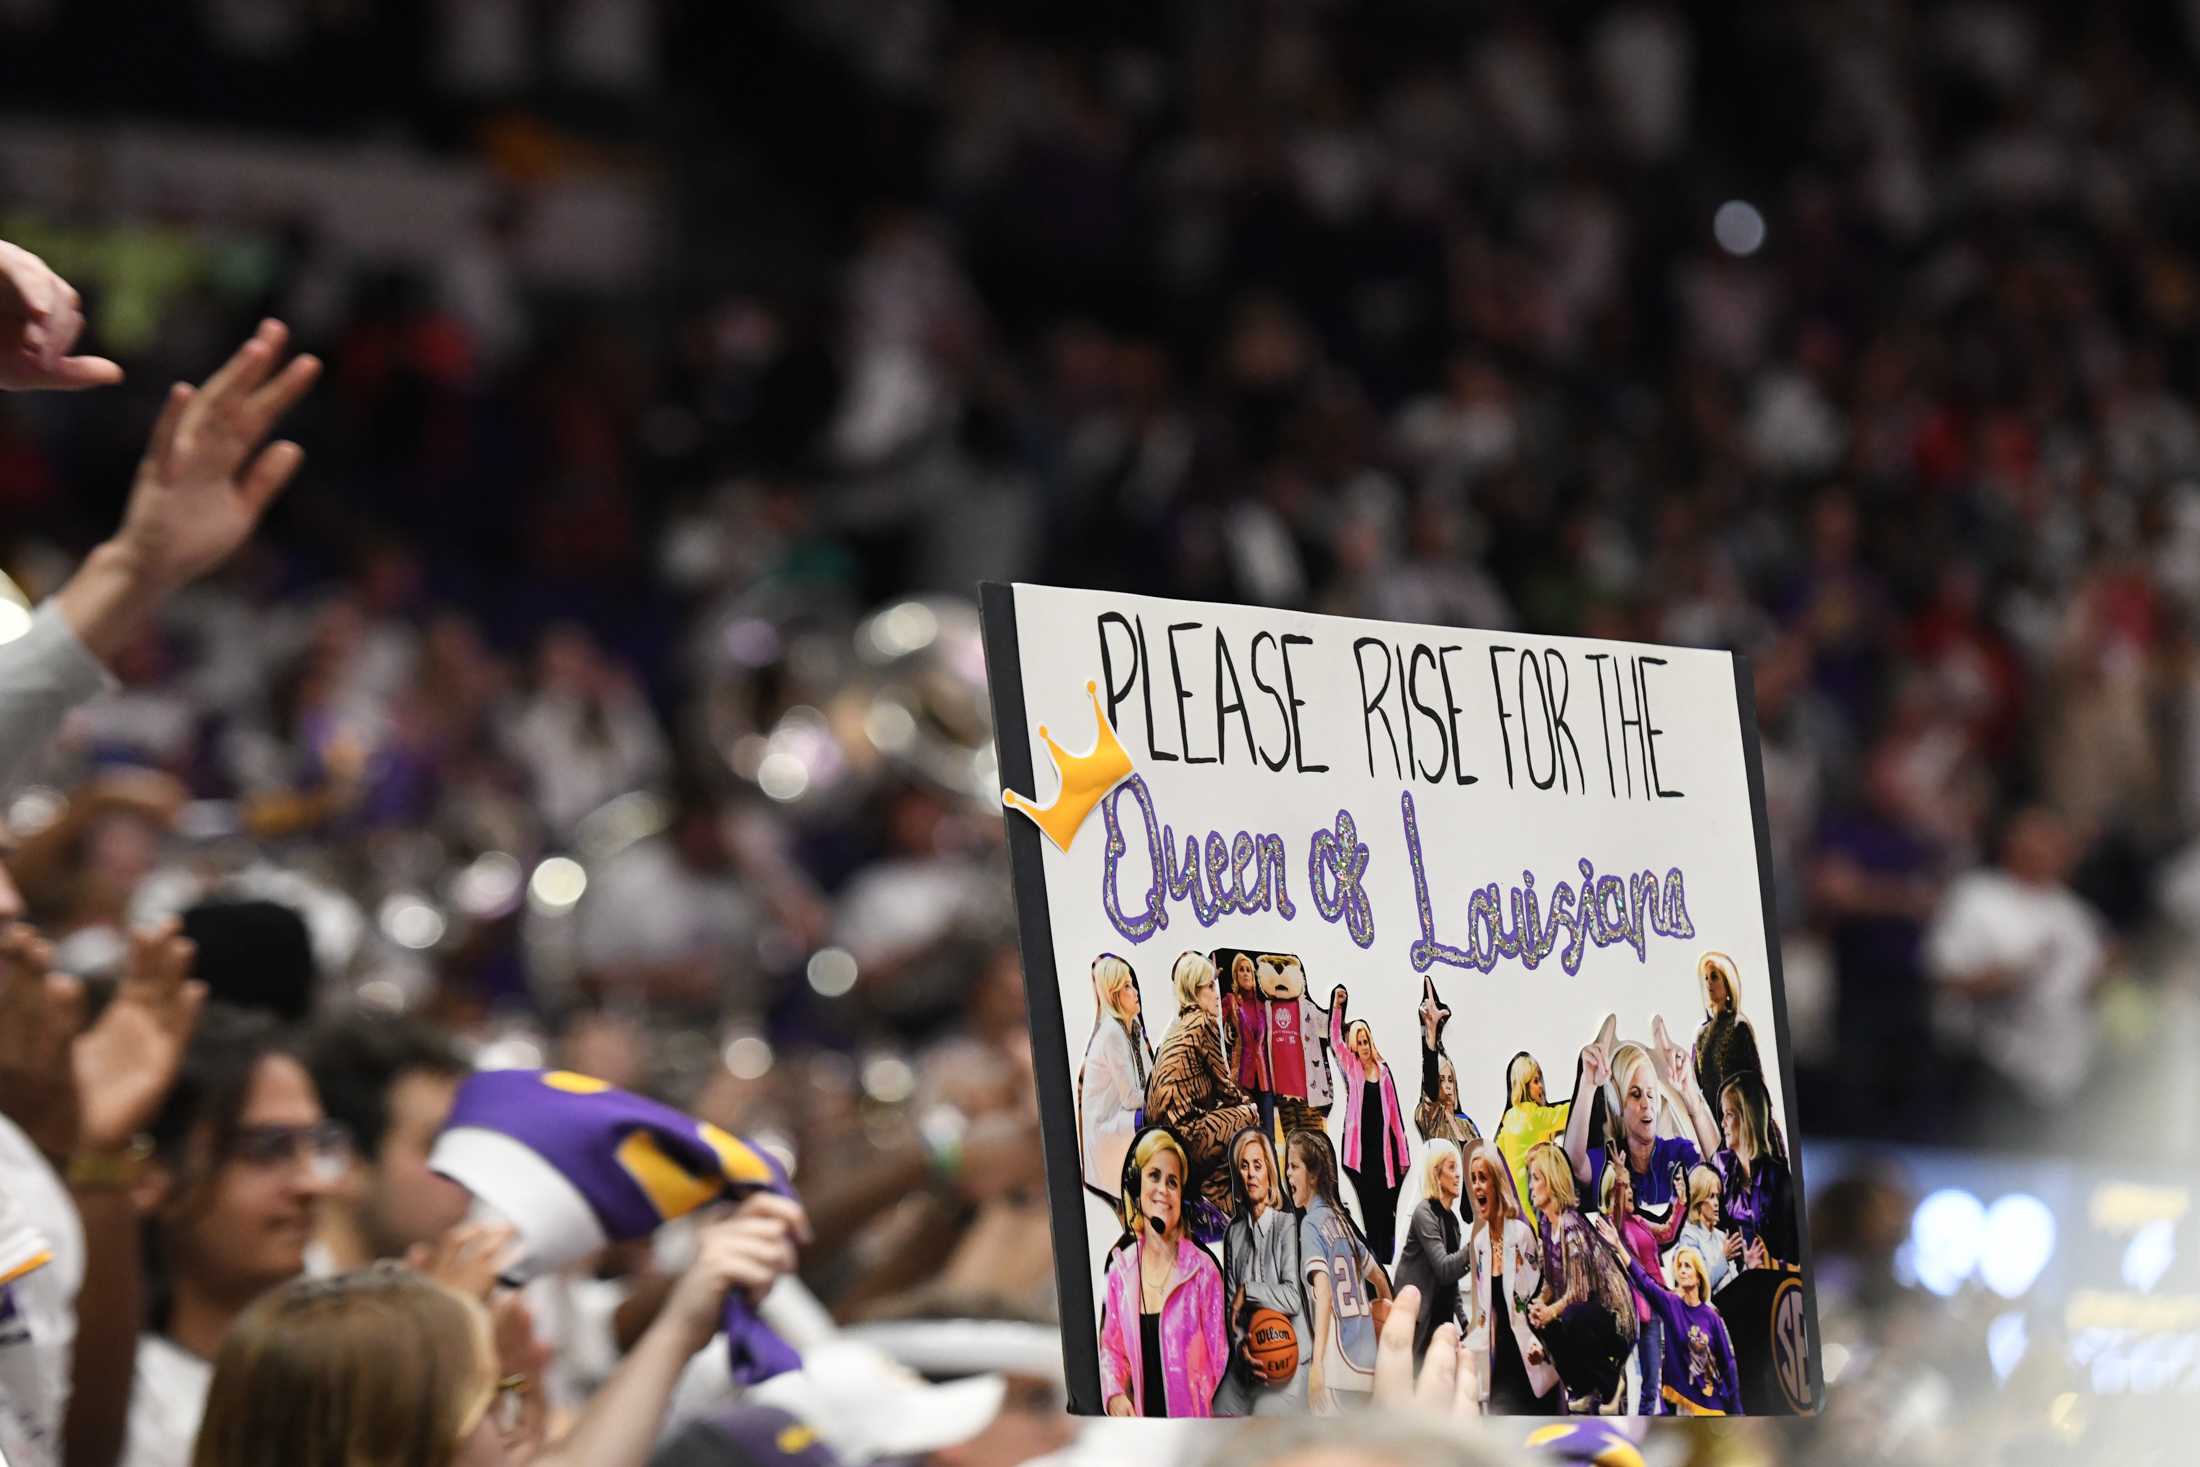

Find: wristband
68;1135;154;1191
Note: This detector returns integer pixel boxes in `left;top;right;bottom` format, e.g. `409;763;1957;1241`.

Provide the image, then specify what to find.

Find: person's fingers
1416;1322;1458;1408
139;382;196;478
238;439;305;518
175;979;209;1037
732;1191;812;1243
43;355;124;391
239;352;320;442
1452;1334;1480;1415
0;250;55;322
44;972;83;1038
199;320;287;408
1372;1284;1421;1403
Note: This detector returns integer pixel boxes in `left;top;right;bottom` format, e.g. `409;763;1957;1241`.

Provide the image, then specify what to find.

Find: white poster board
982;582;1820;1420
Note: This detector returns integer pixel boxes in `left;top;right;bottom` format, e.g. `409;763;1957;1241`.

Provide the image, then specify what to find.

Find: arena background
4;2;2200;1462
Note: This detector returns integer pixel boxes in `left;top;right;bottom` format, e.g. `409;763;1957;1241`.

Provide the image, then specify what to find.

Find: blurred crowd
3;1;2200;1464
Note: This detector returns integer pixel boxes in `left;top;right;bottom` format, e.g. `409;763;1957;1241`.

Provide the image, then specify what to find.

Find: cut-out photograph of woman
1494;1048;1570;1228
1215;1125;1309;1416
1621;1243;1744;1415
1078;952;1154;1197
1411;975;1480;1147
1564;1028;1720;1212
1389;1139;1474;1370
1325;984;1412;1262
1690;952;1764;1123
1098;1126;1229;1419
1146;951;1260;1231
1461;1139;1560;1415
1715;1072;1798;1272
1666;1164;1734;1298
1522;1141;1637;1415
1600;1161;1684;1421
1286;1128;1393;1416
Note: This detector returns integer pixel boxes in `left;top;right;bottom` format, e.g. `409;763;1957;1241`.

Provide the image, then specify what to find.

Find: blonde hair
1093;954;1138;1021
1233;1128;1282;1212
1598;1158;1630;1217
1171;950;1216;1011
1463;1139;1511;1228
1524;1142;1576;1216
1603;1041;1661;1153
1121;1128;1191;1235
1346;1019;1379;1065
1419;1138;1458;1197
1506;1053;1544;1108
1686;1165;1722;1225
192;1264;493;1467
1669;1244;1711;1303
1698;952;1740;1017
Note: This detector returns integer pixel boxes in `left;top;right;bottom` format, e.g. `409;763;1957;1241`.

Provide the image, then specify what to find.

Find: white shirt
0;1114;83;1467
119;1334;212;1467
1077;1020;1146;1194
0;599;116;794
1925;869;2104;1103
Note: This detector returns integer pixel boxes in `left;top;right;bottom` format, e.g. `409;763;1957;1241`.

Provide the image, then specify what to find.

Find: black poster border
978;580;1102;1414
1732;648;1827;1415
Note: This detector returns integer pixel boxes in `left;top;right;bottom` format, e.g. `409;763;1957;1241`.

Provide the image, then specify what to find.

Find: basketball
1245;1307;1299;1383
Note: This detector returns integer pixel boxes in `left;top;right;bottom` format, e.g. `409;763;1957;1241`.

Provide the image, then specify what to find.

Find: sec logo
1771;1277;1812;1411
1276;1010;1293;1031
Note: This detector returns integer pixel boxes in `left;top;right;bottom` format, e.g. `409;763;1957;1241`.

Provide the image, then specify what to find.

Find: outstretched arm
1652;1016;1722;1161
56;322;318;665
1563;1041;1609;1186
1328;986;1357;1084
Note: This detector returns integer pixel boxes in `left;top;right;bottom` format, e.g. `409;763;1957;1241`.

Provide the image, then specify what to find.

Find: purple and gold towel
428;1068;800;1384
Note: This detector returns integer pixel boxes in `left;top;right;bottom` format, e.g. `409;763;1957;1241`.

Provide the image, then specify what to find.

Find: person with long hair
1600;1163;1683;1418
1521;1142;1635;1415
1389;1140;1473;1368
1221;952;1270;1098
1080;954;1154;1196
1145;953;1260;1224
190;1199;807;1467
1410;977;1479;1146
1690;953;1763;1124
1620;1244;1744;1416
1715;1073;1798;1271
1325;985;1411;1262
1215;1125;1308;1415
1493;1050;1570;1228
1461;1140;1558;1415
1666;1166;1733;1297
1563;1034;1718;1210
1286;1129;1392;1415
1099;1127;1228;1418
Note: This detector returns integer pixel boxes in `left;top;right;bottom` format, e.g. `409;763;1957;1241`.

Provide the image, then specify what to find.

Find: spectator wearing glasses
121;1004;349;1467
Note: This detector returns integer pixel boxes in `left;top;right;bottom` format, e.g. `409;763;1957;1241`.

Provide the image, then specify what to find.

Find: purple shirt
1587;1135;1701;1210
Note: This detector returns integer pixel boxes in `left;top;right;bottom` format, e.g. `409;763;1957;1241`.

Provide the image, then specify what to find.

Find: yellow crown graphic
1002;680;1135;852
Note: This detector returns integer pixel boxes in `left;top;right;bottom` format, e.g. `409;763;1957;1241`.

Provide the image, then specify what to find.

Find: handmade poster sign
981;582;1821;1420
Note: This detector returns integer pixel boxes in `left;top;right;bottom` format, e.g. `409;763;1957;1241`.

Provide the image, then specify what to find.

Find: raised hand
406;1221;521;1302
112;320;320;596
1580;1038;1610;1090
1650;1014;1692;1094
73;919;207;1151
1330;983;1349;1018
489;1293;552;1460
0;924;79;1158
1372;1285;1479;1415
657;1193;811;1354
0;241;122;392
